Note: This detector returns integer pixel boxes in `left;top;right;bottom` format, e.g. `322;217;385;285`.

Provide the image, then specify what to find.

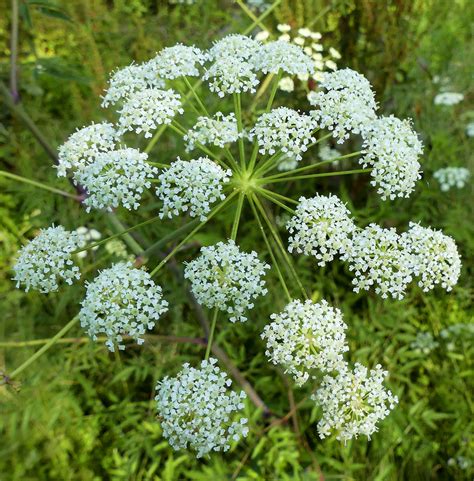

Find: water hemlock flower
149;44;209;79
313;363;398;442
433;167;470;191
13;225;82;293
252;40;315;75
117;88;183;138
155;358;248;458
184;240;270;322
57;122;118;177
262;299;349;386
287;195;356;266
79;262;168;352
74;148;157;212
101;62;165;108
401;222;461;292
250;107;315;160
184;112;240;152
433;92;464;106
155;157;231;221
309;68;377;142
344;224;413;300
203;57;260;97
208;34;261;61
361;115;423;200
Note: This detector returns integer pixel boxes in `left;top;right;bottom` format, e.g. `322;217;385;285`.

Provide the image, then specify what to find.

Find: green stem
249;194;291;302
149;191;238;276
254;195;308;299
234;93;246;169
242;0;282;35
252;151;286;178
266;70;282;112
205;308;219;360
9;317;79;379
10;0;19;102
147;161;169;168
144;124;168;154
231;191;245;240
258;168;372;184
183;76;209;117
0;170;80;200
257;190;295;214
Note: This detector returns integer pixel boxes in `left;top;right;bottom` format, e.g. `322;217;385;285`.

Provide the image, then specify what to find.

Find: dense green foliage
1;1;472;479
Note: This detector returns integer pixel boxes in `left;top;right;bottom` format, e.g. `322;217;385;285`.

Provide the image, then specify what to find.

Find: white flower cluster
150;44;209;79
277;154;299;172
155;157;231;221
434;92;464;106
155;358;248;458
309;68;377;142
203;56;259;97
184;240;270;322
75;148;157;212
466;122;474;137
13;225;82;293
251;40;315;75
117;88;183;138
401;222;461;292
344;224;413;300
75;226;101;259
184;112;239;151
319;144;340;162
261;299;349;386
250;107;315;160
360;116;423;200
79;262;168;351
313;363;398;442
410;331;439;355
101;62;164;108
57;122;118;177
287;195;356;266
433;167;470;191
208;34;261;61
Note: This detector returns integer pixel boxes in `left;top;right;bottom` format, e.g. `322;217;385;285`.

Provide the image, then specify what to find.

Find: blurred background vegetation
0;0;473;479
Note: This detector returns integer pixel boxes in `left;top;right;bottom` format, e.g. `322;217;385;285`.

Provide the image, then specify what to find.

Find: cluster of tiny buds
184;240;270;322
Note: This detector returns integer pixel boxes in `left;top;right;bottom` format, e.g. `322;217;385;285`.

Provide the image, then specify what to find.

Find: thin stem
149;191;238;276
72;215;163;255
231;191;245;240
242;0;282;36
0;170;80;200
262;151;363;180
249;194;291;302
144;124;168;154
205;308;219;360
183;76;209;117
146;161;169;168
257;188;296;214
252;151;286;178
254;195;308;299
9;317;79;379
234;93;246;169
265;70;282;112
258;168;372;184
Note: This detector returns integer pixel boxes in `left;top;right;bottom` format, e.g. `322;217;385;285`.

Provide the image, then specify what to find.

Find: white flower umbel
203;57;260;98
184;112;239;152
251;40;315;75
156;157;231;221
75;148;157;212
278;76;295;92
57;122;118;177
117;88;183;138
149;44;209;79
13;225;82;293
313;363;398;442
344;224;412;300
433;92;464;106
466;122;474;137
309;69;377;143
184;240;270;322
208;34;261;61
101;62;165;108
155;358;248;458
287;195;356;266
361;116;423;200
277;155;299;172
433;167;470;191
79;262;168;351
262;299;349;386
319;144;340;162
250;107;315;160
401;222;461;292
